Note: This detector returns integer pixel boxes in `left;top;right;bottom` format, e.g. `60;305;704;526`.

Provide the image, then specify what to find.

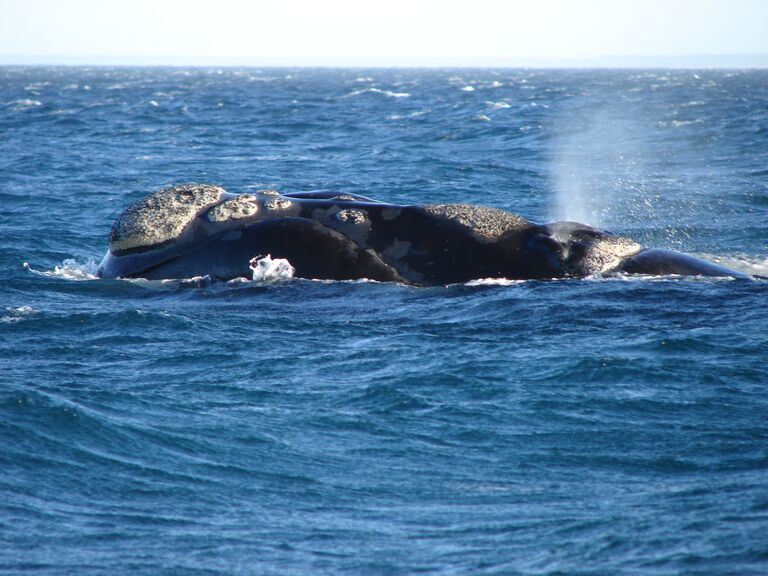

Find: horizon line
2;53;768;69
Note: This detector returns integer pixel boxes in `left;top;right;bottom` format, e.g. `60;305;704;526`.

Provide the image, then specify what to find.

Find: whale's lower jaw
97;185;750;284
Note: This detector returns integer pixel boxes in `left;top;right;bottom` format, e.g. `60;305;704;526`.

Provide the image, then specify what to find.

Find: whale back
421;204;532;242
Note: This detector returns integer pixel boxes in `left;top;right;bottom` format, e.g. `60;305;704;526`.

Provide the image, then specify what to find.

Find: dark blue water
2;67;768;575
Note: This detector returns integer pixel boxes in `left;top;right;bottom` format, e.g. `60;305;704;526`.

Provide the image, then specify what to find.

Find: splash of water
249;255;295;282
23;258;100;280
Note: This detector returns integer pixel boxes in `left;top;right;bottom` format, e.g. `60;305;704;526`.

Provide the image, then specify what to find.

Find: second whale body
97;184;748;284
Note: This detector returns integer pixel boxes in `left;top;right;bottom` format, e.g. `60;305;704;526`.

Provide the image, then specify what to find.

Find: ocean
1;66;767;574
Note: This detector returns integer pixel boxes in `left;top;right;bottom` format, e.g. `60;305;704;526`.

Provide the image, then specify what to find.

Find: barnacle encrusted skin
206;194;259;222
422;204;532;241
109;184;227;253
580;235;643;275
264;198;293;211
335;208;368;224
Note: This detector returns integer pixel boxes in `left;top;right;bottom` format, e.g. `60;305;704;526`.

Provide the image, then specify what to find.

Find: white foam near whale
249;255;295;282
23;259;99;281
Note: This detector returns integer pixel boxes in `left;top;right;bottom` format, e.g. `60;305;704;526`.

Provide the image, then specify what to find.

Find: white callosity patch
206;194;259;222
327;207;371;245
335;209;367;225
423;204;531;242
109;184;226;253
249;255;295;281
264;198;294;212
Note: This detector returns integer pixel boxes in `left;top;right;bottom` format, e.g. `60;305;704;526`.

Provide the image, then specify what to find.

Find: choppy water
2;67;768;575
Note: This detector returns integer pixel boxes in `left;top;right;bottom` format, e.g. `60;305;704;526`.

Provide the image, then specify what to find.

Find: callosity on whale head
98;183;750;284
536;221;643;276
98;183;400;282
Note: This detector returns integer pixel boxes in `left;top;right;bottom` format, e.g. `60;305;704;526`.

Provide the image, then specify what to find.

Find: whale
97;183;749;284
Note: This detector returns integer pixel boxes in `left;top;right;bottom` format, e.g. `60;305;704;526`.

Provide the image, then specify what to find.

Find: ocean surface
1;67;768;575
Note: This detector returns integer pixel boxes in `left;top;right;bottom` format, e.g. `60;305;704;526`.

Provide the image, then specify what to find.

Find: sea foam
23;258;100;281
249;255;295;282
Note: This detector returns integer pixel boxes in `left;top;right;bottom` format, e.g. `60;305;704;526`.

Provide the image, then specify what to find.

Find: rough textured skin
206;194;259;223
422;204;531;242
264;198;294;212
109;184;226;253
336;209;368;224
576;236;643;275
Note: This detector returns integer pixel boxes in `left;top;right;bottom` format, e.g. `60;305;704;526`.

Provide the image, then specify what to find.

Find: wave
10;98;42;110
23;255;297;288
387;110;430;121
464;278;526;286
1;305;38;324
22;250;766;293
348;87;411;98
696;253;768;276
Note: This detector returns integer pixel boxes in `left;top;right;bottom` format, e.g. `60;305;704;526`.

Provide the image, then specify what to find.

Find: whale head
98;184;295;280
522;222;643;277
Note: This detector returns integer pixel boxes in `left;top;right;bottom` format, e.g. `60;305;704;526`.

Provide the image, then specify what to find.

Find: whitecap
349;87;411;98
460;86;475;92
669;119;703;128
47;108;78;117
485;101;510;110
388;110;430;120
1;305;38;324
608;273;735;283
465;278;526;286
12;99;42;110
24;82;50;93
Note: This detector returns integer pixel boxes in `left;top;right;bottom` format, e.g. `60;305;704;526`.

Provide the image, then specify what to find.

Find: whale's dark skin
97;184;750;284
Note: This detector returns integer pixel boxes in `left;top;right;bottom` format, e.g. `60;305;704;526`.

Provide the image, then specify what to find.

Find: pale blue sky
1;0;767;66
